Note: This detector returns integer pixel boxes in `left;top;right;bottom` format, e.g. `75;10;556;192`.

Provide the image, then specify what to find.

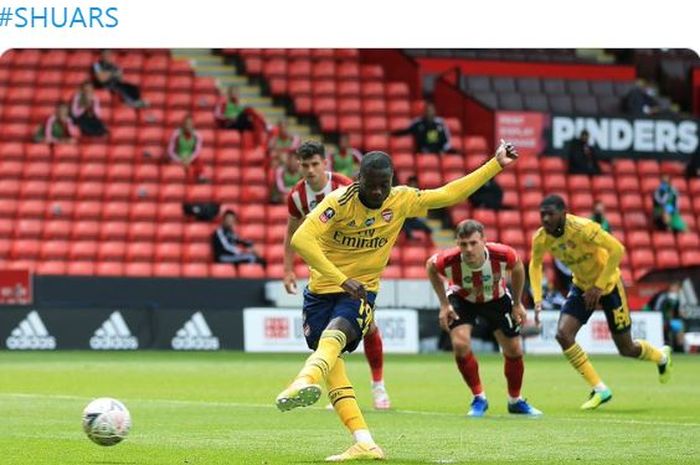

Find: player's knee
555;330;575;349
502;345;523;358
618;342;639;358
453;342;472;358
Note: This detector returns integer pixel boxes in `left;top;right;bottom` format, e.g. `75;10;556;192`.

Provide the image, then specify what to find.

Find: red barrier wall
418;58;636;81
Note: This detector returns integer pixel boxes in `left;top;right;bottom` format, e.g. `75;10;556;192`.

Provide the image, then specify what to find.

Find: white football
82;397;131;446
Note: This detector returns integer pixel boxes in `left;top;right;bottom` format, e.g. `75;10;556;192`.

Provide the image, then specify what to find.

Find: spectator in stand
271;151;302;204
469;179;503;210
401;176;434;243
684;149;700;178
71;81;108;137
214;86;266;132
331;134;362;178
33;102;79;144
653;174;686;232
566;130;602;175
645;281;687;352
211;209;266;267
590;200;612;233
92;49;147;108
623;79;660;116
268;118;301;168
167;114;208;183
391;102;452;154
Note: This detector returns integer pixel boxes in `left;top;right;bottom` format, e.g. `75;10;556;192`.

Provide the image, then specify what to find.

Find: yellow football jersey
529;213;625;303
294;183;428;293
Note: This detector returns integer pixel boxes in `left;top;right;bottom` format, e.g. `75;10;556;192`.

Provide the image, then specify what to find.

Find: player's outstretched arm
419;140;518;210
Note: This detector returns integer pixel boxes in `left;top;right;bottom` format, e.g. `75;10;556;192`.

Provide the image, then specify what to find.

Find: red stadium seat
126;242;154;262
677;232;700;250
656;250;680;268
156;222;184;242
184;243;211;263
68;241;98;261
472;210;497;228
500;229;527;248
613;159;637;176
123;262;153;277
652;232;676;249
182;263;209;278
498;211;522;229
266;224;287;243
626;231;651;249
67;261;96;276
417;170;442;189
238;263;266;278
184;223;212;243
98;221;127;241
39;240;68;261
153;262;181;277
98;242;127;261
591;176;615;192
630;249;654;269
619;194;643;212
210;263;238;278
155;242;182;262
36;261;67;276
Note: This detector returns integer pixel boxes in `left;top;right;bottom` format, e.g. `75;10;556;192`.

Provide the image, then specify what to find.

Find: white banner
524;310;664;354
243;308;419;353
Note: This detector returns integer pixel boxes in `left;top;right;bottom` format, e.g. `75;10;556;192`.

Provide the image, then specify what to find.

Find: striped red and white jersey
431;242;518;304
286;171;352;219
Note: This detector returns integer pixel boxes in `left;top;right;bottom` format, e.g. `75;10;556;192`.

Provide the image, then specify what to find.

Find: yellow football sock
636;339;664;364
296;330;347;385
563;343;602;388
326;357;368;433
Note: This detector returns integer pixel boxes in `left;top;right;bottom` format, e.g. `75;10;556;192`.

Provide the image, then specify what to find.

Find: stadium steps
432;220;455;249
171;49;316;138
576;48;616;64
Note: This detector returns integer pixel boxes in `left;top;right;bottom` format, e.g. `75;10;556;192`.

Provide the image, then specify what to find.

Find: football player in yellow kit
529;194;672;410
276;141;518;461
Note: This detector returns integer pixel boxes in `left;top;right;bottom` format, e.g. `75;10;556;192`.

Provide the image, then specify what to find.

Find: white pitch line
2;392;699;428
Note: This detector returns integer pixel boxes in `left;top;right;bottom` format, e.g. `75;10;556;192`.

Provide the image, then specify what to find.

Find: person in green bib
590;200;612;233
268;118;301;168
653;174;686;233
271;151;302;203
331;134;362;179
33;102;79;144
214;85;254;131
167;114;206;183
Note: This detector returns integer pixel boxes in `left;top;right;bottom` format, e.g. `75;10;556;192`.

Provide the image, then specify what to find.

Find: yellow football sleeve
290;197;348;287
586;223;625;290
528;231;546;304
406;158;503;217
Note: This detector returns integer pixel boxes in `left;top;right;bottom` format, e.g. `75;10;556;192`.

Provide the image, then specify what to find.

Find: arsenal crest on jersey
381;209;393;222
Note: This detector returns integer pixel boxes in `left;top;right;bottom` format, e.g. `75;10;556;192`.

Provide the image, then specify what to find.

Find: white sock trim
353;429;374;445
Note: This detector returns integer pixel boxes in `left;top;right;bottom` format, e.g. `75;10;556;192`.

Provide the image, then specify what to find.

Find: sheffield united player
427;219;542;417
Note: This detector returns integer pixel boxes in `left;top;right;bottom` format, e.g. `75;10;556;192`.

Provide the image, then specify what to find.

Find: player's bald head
358;151;393;209
540;194;566;212
360;151;394;175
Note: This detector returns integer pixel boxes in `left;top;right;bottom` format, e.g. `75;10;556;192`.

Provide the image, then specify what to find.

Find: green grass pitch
1;351;698;464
